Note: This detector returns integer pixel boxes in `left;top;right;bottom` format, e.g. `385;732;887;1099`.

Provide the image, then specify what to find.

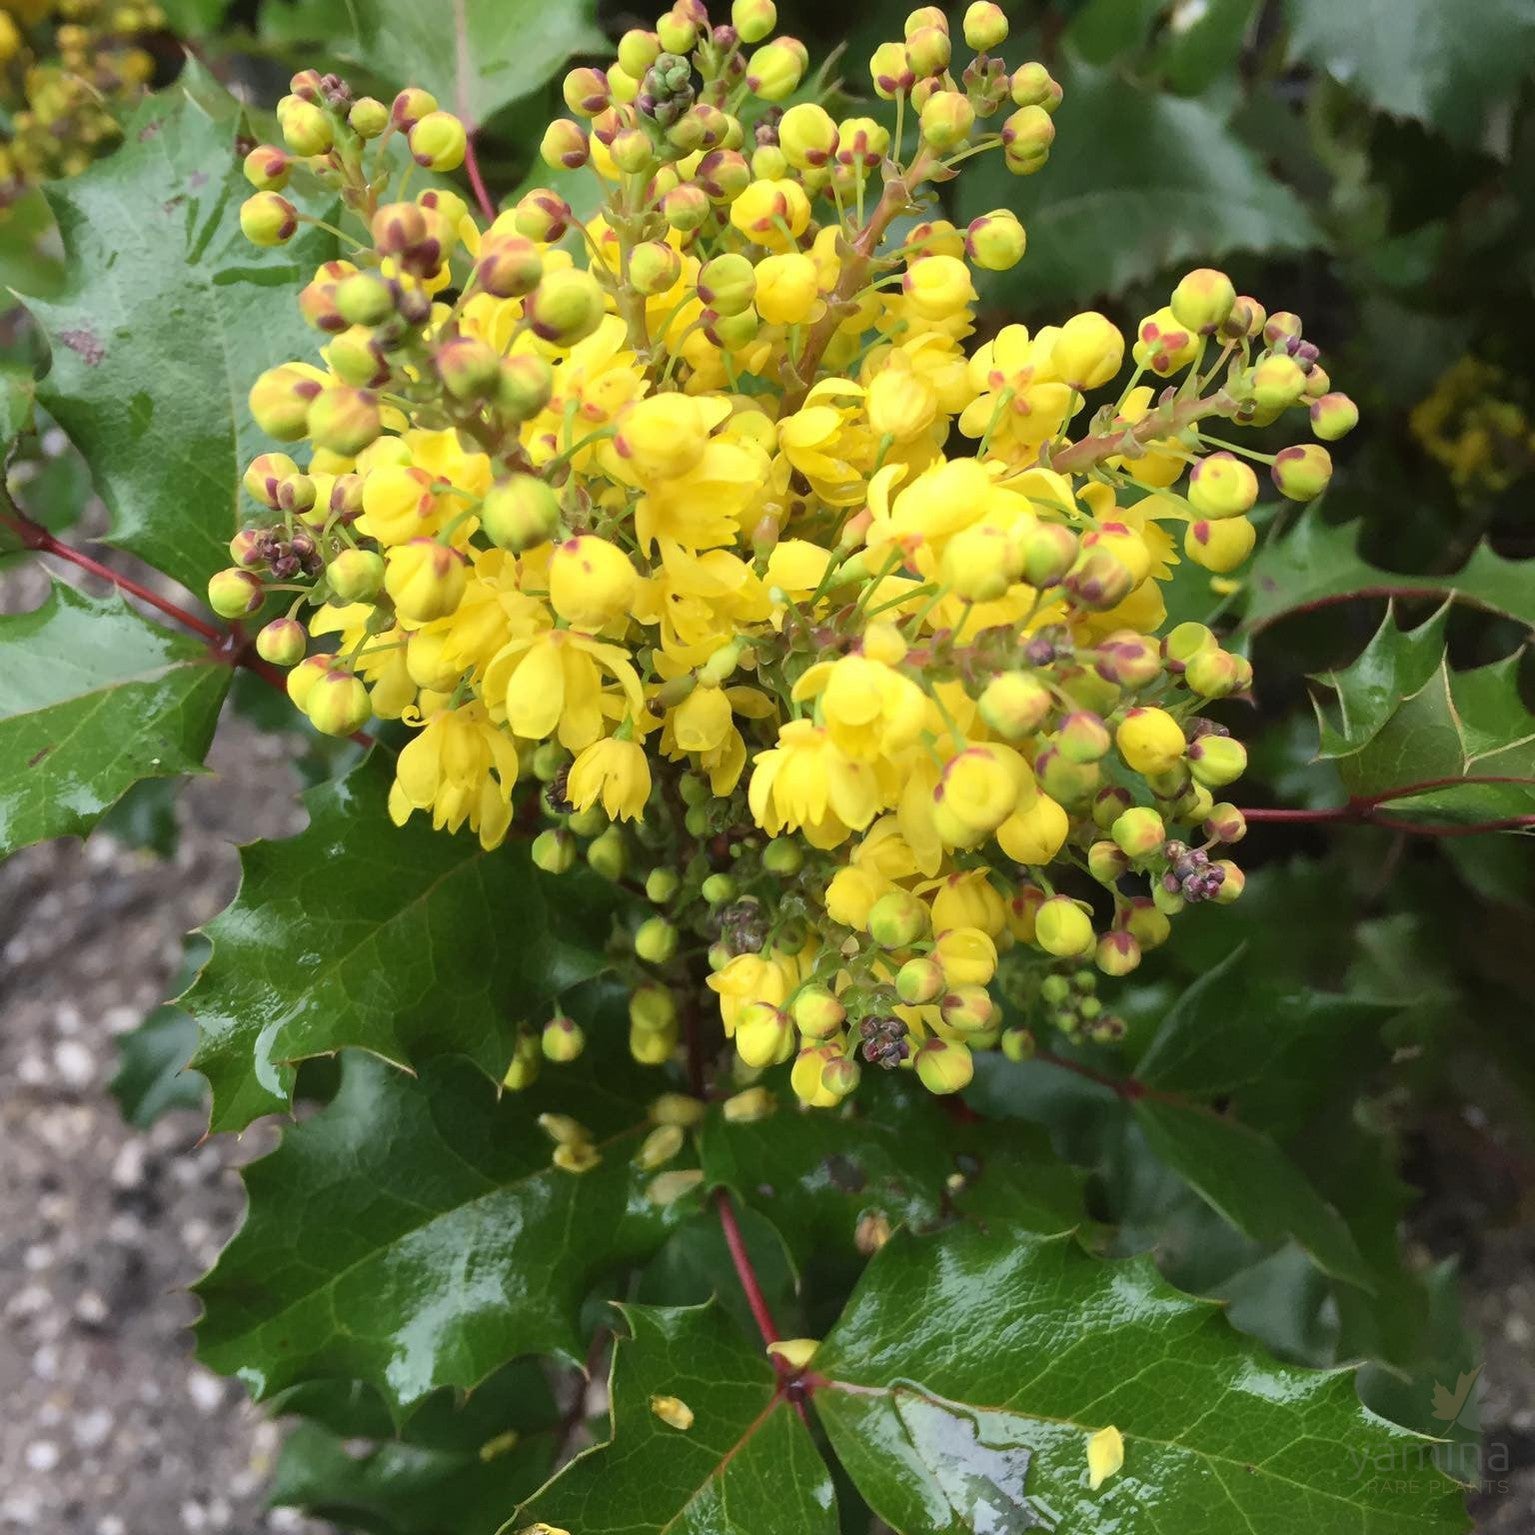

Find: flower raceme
224;3;1355;1106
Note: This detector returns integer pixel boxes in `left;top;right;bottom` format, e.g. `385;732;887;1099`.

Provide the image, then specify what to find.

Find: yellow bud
1187;452;1257;518
901;254;975;320
383;539;467;623
722;1085;777;1123
1051;312;1125;391
732;0;777;43
409;110;466;171
646;1169;705;1205
1035;895;1093;957
239;191;297;246
1184;515;1256;573
915;1037;974;1095
525;268;605;346
963;1;1008;49
736;1001;795;1069
919;90;973;152
779;101;838;169
1115;707;1186;774
552;1141;601;1174
634;1123;685;1170
964;210;1027;272
934;926;997;987
754;252;821;325
304;670;371;737
745;41;805;100
869;41;914;99
548;535;639;630
1170;268;1236;334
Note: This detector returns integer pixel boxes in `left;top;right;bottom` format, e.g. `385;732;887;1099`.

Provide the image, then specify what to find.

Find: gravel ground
0;713;332;1535
2;555;1532;1532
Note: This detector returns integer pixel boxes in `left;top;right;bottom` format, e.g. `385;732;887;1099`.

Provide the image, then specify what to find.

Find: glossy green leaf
185;752;617;1132
342;0;607;130
270;1360;558;1535
26;67;335;594
1325;651;1535;826
956;59;1315;307
0;582;229;857
1286;0;1535;147
516;1302;838;1535
1313;604;1453;761
815;1225;1468;1534
1135;948;1394;1133
196;1050;689;1416
1244;507;1535;635
698;1071;1083;1268
1156;0;1260;95
1132;1097;1374;1288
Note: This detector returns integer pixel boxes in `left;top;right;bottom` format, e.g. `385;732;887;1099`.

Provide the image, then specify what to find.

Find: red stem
716;1190;780;1347
33;527;224;642
462;133;496;222
6;508;376;750
1034;1049;1150;1101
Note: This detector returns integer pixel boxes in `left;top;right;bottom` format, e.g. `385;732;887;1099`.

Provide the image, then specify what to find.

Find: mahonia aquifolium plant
0;0;161;204
223;0;1357;1109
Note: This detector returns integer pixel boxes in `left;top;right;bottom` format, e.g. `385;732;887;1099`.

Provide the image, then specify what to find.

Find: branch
3;505;377;750
462;131;497;222
1240;775;1535;838
715;1189;779;1347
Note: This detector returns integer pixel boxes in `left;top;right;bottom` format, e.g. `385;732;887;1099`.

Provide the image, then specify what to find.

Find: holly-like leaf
814;1224;1469;1534
25;66;335;594
515;1302;839;1535
698;1071;1083;1269
1314;604;1454;761
1285;0;1535;147
956;58;1315;307
185;753;617;1132
1132;1097;1375;1289
196;1050;691;1416
342;0;607;131
0;188;66;298
0;582;229;857
1324;651;1535;827
1244;507;1535;635
1135;948;1394;1133
270;1360;558;1535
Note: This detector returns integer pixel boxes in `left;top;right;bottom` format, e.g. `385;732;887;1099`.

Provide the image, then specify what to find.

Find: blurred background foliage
1;0;1532;1529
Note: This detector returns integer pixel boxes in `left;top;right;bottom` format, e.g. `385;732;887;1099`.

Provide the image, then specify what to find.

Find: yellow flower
388;703;521;849
486;628;644;749
568;734;651;820
792;654;927;761
749;720;885;848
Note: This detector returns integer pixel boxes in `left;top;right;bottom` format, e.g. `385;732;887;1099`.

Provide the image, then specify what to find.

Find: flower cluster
0;0;160;204
1411;356;1533;500
223;1;1356;1105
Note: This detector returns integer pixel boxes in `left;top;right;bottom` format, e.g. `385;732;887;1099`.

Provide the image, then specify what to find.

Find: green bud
1091;785;1133;830
1040;973;1071;1006
481;474;561;552
526;269;605;346
914;1037;973;1095
1187;734;1247;788
531;828;576;874
646;867;681;902
1001;1025;1036;1063
978;671;1052;739
476;235;544;299
496;354;554;422
303;670;370;737
541;1013;585;1062
1163;621;1217;670
567;805;607;837
532;743;565;781
1021;522;1078;588
1250;354;1307;411
254;617;306;667
940;984;994;1033
1111;807;1165;859
207;567;264;618
1009;62;1061;111
239;191;298;247
635;916;678;964
327;548;385;602
790;983;845;1039
307;386;382;456
630;240;682;296
349;96;389;137
895;956;945;1005
867;889;928;949
1087;839;1130;884
1309;392;1358;441
1055;710;1110;764
335;272;396;328
1170;268;1236;335
1215;860;1246;904
514;188;573;242
1183;647;1243;699
697;252;757;316
588;824;628;880
701;872;737;905
732;0;776;44
684;804;710;838
762;837;803;876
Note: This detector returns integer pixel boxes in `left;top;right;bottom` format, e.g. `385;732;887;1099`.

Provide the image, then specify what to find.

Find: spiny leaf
111;935;212;1128
25;65;336;594
269;1360;558;1535
1323;649;1535;826
1285;0;1535;148
815;1225;1469;1534
956;57;1315;307
697;1070;1084;1269
195;1050;690;1417
1132;1097;1375;1289
515;1302;839;1535
1135;947;1395;1134
1313;603;1454;761
342;0;607;131
185;752;618;1132
0;582;229;857
1244;506;1535;635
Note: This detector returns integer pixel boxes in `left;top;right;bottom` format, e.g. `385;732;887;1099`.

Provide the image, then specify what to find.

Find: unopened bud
207;567;264;618
239;192;297;247
1271;443;1333;501
526;269;605;345
915;1037;973;1095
